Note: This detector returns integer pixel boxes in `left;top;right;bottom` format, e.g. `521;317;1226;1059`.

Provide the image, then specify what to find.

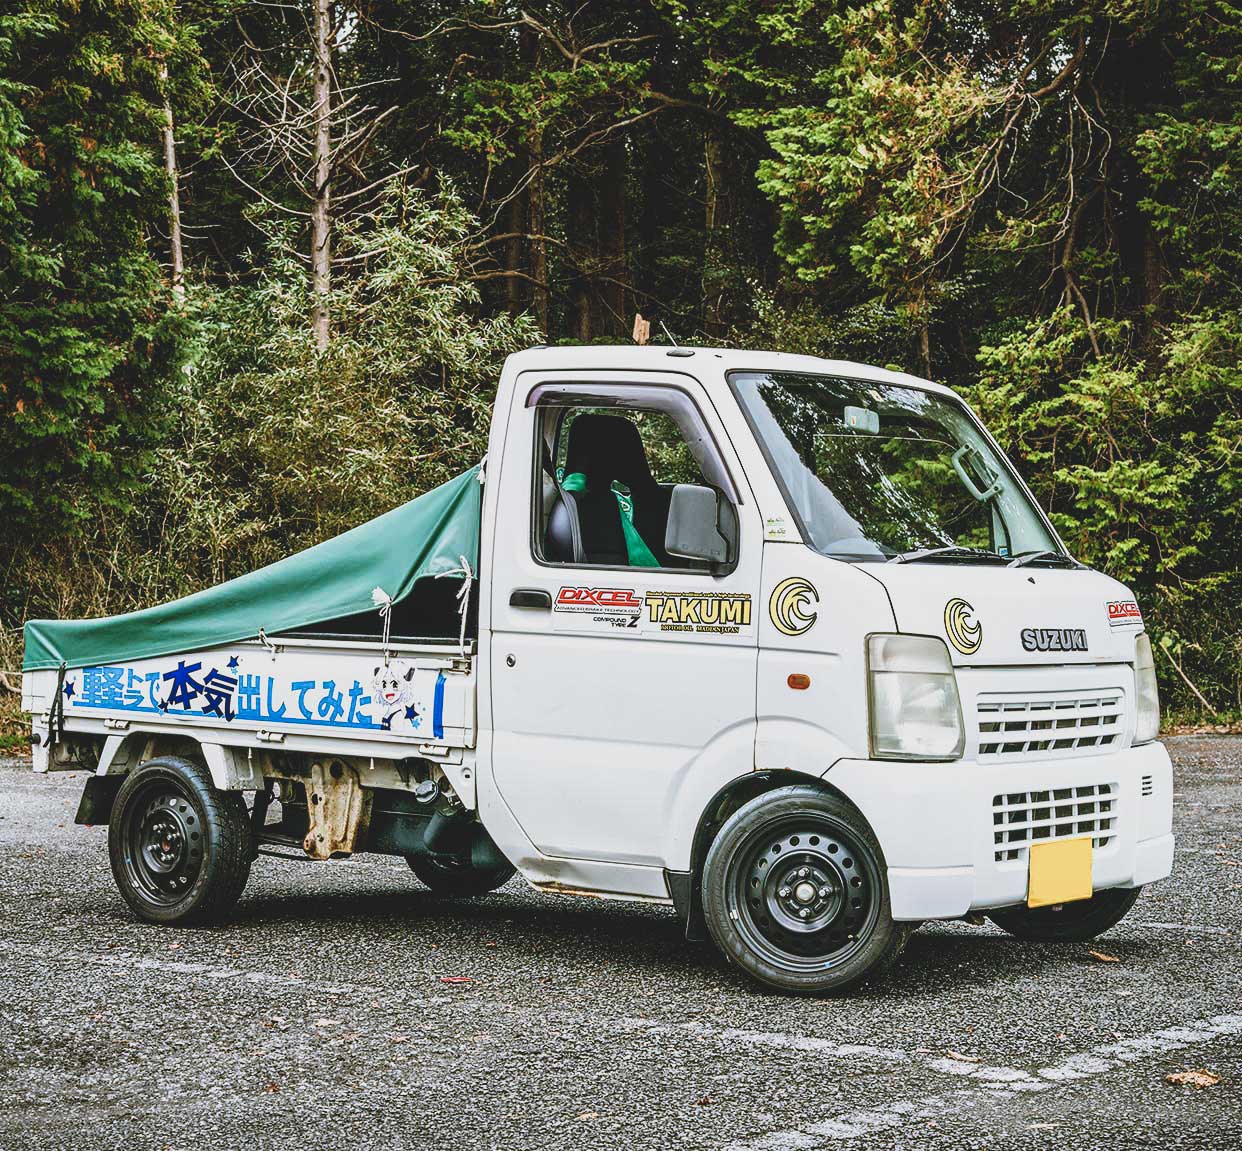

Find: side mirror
665;484;737;569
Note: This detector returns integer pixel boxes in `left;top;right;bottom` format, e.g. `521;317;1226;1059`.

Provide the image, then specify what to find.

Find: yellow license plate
1027;837;1093;908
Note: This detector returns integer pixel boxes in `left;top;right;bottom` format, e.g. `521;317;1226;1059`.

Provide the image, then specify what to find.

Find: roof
502;345;960;400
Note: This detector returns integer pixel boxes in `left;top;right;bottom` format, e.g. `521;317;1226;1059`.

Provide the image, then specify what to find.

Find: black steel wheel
988;886;1141;943
406;853;515;897
108;756;252;925
703;785;910;994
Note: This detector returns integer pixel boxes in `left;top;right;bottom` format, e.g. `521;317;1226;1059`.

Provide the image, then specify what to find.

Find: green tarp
23;466;482;672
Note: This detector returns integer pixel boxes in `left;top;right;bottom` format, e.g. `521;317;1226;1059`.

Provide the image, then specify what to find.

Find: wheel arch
95;732;259;791
668;769;847;941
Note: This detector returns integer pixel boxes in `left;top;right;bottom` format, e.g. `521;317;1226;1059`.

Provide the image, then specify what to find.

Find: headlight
868;634;964;760
1134;633;1160;744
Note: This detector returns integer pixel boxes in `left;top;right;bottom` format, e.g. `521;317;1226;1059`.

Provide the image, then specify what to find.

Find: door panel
488;375;761;868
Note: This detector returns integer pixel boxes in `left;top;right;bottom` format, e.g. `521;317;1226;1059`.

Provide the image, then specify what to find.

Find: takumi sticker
644;591;752;634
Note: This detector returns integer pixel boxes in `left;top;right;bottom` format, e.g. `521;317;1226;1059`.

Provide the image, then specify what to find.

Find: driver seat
545;414;670;566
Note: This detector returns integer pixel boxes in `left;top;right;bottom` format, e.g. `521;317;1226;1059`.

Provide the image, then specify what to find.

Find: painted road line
725;1013;1242;1148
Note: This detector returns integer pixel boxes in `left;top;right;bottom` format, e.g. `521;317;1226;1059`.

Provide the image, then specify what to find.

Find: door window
530;386;734;571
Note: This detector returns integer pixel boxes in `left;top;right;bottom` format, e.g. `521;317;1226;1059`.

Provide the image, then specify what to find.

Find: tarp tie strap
435;556;473;657
371;587;395;666
50;661;67;750
256;628;279;658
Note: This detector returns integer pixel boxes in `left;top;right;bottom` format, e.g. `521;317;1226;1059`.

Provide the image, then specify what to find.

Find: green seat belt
561;472;660;567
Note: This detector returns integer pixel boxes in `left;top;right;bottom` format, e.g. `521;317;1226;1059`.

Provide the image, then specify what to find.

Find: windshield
731;371;1061;563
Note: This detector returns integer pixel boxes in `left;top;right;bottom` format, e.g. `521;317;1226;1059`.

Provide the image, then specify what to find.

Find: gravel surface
0;737;1238;1149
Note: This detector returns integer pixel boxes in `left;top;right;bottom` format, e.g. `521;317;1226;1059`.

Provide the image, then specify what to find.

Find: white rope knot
435;555;474;656
371;586;394;663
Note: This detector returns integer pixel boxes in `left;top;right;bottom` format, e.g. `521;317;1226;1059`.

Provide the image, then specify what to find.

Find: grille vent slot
1141;774;1154;797
992;783;1117;862
977;692;1124;760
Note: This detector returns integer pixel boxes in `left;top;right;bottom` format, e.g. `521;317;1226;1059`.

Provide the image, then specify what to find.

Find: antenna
660;321;678;347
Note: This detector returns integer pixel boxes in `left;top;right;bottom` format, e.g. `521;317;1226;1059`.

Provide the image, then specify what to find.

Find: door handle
510;588;552;609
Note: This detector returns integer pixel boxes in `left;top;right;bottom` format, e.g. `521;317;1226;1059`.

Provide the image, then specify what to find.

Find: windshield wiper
1007;549;1083;569
890;545;1007;564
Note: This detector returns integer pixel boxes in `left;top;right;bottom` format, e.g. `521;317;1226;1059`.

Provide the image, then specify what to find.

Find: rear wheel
108;756;252;925
988;887;1140;943
405;853;515;897
702;785;910;994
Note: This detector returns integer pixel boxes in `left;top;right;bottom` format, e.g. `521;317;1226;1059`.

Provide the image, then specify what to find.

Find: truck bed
23;634;476;772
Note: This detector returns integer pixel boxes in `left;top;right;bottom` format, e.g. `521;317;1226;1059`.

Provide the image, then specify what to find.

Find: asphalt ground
0;737;1238;1150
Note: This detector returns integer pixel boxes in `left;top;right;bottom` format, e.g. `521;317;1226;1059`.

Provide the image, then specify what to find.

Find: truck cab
23;345;1173;994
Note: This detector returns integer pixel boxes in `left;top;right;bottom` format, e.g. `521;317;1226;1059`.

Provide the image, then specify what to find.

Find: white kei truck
22;346;1173;993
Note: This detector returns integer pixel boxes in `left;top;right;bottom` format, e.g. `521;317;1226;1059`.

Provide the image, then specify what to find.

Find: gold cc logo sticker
769;577;819;636
944;597;982;655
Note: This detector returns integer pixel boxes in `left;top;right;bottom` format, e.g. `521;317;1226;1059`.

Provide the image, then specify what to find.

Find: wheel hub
763;851;846;932
731;818;879;971
123;784;204;905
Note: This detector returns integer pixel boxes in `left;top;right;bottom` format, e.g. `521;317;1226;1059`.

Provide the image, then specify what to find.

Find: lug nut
799;908;810;919
798;867;809;878
819;885;832;898
778;886;790;898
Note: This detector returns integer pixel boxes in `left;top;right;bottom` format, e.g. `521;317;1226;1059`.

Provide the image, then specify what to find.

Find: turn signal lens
787;673;811;690
867;634;964;761
1134;633;1160;744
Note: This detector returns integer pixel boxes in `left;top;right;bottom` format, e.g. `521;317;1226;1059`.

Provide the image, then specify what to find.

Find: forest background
1;0;1239;740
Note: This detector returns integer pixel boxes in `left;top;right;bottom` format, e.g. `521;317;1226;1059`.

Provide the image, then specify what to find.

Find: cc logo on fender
769;577;819;637
944;597;982;655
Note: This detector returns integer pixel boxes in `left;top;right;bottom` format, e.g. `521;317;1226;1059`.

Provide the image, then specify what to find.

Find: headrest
564;413;655;489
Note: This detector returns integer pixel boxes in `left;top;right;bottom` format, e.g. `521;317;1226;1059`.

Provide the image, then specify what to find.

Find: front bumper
825;741;1174;921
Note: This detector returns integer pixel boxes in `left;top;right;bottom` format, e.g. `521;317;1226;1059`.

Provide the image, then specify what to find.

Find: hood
862;563;1145;666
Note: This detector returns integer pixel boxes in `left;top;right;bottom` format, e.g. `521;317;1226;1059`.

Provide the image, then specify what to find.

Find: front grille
992;783;1117;862
976;690;1124;759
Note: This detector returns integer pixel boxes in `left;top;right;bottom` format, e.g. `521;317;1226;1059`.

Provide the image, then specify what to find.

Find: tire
702;785;910;994
108;756;252;925
988;886;1141;943
405;853;515;897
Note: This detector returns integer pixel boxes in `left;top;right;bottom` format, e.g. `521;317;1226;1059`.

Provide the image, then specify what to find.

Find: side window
533;392;729;571
556;408;707;488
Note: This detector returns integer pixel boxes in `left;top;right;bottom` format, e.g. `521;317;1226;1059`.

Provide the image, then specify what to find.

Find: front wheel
702;785;910;994
988;886;1141;943
108;756;252;925
406;853;515;897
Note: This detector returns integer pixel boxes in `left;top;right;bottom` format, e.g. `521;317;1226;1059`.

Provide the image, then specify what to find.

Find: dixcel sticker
553;586;643;630
769;577;819;637
1021;627;1087;652
943;597;982;655
1107;600;1143;628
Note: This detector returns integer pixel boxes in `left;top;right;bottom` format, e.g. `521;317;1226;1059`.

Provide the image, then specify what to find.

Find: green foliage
3;181;537;627
171;182;538;579
0;2;189;546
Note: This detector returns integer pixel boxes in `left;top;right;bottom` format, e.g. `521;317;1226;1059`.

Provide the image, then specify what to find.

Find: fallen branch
1155;641;1219;718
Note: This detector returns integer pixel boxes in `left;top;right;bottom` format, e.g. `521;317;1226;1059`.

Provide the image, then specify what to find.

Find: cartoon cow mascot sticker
372;662;422;732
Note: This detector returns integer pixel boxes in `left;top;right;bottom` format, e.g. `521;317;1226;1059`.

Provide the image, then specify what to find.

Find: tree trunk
504;171;527;316
567;163;594;341
703;123;724;337
527;121;548;335
310;0;332;352
597;136;626;336
159;59;184;299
